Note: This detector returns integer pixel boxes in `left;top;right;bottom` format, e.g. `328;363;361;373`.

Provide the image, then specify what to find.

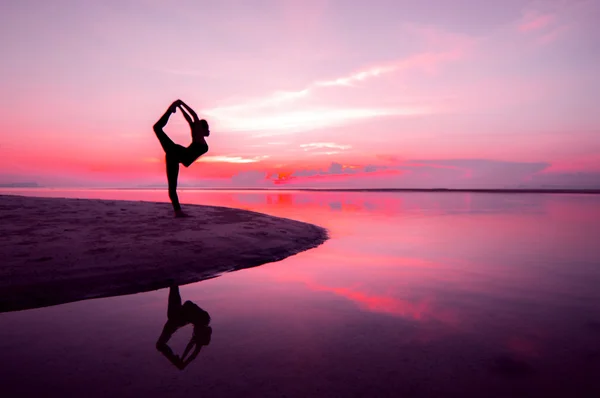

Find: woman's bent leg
154;127;177;154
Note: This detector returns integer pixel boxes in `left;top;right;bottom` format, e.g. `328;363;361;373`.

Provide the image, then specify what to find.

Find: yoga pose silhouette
153;100;210;217
156;285;212;370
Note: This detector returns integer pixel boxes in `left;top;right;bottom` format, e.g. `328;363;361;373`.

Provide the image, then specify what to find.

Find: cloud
208;107;426;134
399;159;550;187
204;89;311;115
273;159;554;189
315;65;398;87
199;155;269;164
230;170;269;185
205;49;465;117
288;162;386;180
301;142;352;151
515;9;570;46
200;26;470;134
315;50;468;88
311;151;341;156
529;170;600;189
537;25;569;44
519;13;555;32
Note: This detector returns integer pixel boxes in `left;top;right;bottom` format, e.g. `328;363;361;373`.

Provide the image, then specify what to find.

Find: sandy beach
0;195;328;313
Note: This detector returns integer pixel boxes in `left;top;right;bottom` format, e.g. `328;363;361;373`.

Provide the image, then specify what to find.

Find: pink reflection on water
313;283;460;326
3;189;600;328
264;254;462;326
2;189;600;396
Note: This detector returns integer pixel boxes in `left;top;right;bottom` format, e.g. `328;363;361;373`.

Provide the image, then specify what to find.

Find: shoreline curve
0;195;328;313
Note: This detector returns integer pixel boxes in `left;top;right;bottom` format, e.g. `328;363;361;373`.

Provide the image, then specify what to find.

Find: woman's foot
174;209;190;218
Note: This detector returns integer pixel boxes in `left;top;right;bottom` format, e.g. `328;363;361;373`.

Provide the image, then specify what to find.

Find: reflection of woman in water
156;286;212;370
153;100;210;217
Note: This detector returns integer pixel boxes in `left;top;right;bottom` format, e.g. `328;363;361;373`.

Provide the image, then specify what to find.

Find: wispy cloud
516;10;569;46
538;25;569;44
205;89;311;114
314;51;465;88
301;142;352;151
315;65;398;87
202;47;464;127
199;155;269;164
519;13;555;33
269;159;553;189
208;107;427;134
196;24;473;135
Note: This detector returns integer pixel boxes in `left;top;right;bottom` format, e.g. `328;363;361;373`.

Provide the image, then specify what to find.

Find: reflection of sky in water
1;189;599;397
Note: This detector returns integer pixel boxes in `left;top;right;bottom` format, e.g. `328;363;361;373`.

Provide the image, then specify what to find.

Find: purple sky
1;0;599;188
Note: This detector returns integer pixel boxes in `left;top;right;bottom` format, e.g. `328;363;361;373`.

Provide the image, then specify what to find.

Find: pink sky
1;0;599;188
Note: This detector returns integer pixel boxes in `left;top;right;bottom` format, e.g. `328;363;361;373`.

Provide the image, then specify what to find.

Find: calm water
1;189;600;398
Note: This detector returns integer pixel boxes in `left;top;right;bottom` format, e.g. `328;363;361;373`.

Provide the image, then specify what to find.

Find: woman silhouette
156;285;212;370
153;100;210;217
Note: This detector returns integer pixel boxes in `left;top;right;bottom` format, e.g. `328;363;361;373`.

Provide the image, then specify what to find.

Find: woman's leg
154;102;189;215
166;152;182;212
155;126;177;154
153;102;178;153
167;286;182;320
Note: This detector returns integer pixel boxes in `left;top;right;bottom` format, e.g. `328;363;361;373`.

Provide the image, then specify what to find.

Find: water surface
1;189;599;397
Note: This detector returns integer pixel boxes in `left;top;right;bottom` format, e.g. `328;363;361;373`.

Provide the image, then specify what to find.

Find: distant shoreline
3;187;600;194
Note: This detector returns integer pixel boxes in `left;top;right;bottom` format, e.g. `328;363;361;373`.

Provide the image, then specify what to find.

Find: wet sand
0;195;327;313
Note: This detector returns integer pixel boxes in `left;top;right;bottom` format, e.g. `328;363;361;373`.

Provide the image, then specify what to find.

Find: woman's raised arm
178;100;199;122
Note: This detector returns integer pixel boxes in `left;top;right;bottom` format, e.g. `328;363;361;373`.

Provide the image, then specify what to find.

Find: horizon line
1;186;600;195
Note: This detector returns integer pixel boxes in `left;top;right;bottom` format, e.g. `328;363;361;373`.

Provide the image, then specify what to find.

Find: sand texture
0;195;328;313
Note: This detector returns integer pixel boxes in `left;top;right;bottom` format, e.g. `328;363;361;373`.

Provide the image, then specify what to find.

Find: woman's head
196;119;210;137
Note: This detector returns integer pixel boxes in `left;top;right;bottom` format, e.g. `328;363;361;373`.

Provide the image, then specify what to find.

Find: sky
1;0;599;188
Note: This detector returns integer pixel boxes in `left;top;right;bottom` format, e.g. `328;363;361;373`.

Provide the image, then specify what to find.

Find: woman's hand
169;100;181;113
